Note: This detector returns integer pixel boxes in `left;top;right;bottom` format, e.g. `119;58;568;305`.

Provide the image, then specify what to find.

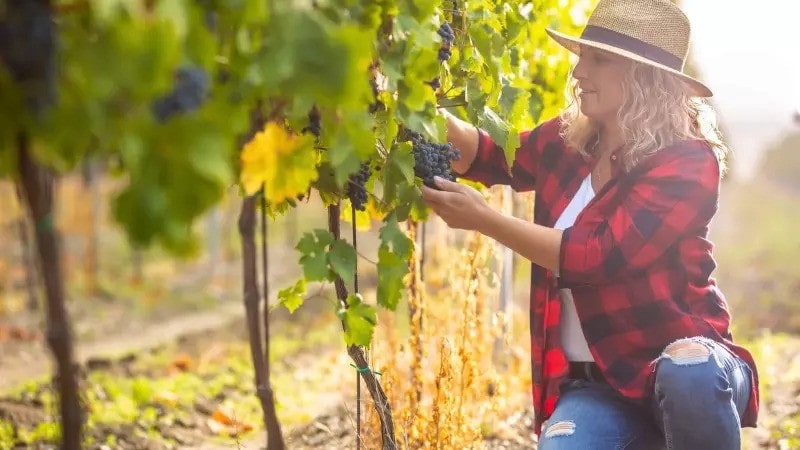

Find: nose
572;55;588;82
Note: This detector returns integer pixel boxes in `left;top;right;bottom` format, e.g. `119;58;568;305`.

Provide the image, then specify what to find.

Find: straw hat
546;0;712;97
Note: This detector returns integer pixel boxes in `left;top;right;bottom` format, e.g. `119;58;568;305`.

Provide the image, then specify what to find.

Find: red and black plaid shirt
461;117;760;434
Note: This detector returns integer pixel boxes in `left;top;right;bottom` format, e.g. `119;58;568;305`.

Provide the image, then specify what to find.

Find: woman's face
572;46;631;124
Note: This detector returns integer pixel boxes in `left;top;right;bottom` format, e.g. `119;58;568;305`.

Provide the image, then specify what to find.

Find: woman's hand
420;176;494;231
423;175;564;272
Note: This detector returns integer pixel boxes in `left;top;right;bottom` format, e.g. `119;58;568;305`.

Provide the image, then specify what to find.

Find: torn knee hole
663;340;711;365
544;420;576;438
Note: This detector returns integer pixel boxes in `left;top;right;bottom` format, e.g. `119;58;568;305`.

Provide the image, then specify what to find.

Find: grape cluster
151;65;210;123
304;107;322;138
437;22;455;57
426;78;442;90
0;0;57;112
409;132;461;189
346;162;371;211
428;21;455;91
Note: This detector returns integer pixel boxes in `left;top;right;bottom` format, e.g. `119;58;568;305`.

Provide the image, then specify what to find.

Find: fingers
421;185;447;204
433;176;461;192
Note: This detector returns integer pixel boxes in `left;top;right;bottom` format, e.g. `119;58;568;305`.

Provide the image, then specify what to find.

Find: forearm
442;109;480;175
478;208;563;273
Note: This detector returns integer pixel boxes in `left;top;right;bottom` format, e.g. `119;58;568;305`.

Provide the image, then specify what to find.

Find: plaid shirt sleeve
558;141;721;285
458;118;561;191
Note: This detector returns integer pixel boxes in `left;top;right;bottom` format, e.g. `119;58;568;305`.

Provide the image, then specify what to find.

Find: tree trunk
239;194;285;449
17;131;83;450
238;102;284;449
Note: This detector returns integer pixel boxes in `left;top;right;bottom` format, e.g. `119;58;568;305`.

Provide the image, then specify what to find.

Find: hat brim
545;28;713;98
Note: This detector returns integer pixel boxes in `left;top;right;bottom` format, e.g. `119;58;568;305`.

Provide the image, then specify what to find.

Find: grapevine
0;0;584;447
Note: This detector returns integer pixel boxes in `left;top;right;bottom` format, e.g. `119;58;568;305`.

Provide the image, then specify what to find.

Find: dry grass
357;220;533;449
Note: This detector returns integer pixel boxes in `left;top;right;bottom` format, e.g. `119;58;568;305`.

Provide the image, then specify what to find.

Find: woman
421;0;760;448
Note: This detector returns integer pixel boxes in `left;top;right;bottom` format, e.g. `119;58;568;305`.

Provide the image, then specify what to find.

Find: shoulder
628;140;721;202
642;139;721;179
526;116;563;144
520;116;568;160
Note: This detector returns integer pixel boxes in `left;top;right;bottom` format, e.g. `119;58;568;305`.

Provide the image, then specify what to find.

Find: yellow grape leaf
240;122;317;203
340;201;372;231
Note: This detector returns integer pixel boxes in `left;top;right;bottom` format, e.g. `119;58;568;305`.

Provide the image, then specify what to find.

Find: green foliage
297;229;335;281
338;293;378;346
377;213;413;310
1;0;589;345
277;279;307;314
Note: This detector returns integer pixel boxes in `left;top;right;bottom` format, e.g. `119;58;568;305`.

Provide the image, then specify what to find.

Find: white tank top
553;174;595;362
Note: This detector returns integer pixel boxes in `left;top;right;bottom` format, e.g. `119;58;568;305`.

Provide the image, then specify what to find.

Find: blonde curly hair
559;61;730;175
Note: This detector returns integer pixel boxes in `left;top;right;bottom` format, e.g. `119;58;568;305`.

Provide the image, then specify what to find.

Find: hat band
580;25;683;71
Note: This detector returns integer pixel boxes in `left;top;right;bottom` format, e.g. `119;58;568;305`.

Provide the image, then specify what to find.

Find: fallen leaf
212;406;236;426
171;354;193;372
207;414;254;437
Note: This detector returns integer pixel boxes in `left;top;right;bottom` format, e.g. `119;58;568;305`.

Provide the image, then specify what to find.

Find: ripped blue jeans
538;337;752;450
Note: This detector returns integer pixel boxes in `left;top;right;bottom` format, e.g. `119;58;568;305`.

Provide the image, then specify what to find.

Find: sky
681;0;800;179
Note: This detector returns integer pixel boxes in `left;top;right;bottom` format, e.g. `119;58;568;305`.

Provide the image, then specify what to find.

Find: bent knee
655;338;718;389
662;338;712;365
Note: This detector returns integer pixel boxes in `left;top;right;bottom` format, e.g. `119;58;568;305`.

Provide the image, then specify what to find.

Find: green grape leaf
297;230;335;281
392;142;415;185
263;10;374;109
337;294;377;347
328;239;357;283
278;279;307;313
376;247;408;311
379;213;412;258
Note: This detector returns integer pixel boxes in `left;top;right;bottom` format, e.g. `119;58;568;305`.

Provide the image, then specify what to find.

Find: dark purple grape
151;65;210;123
438;47;452;63
0;0;57;112
437;22;455;44
304;106;322;137
426;77;441;90
346;162;371;211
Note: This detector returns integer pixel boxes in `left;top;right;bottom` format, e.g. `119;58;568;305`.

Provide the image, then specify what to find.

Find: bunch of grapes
151;65;210;123
437;22;455;61
304;106;322;138
0;0;57;112
409;132;461;189
346;162;371;211
428;21;455;91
